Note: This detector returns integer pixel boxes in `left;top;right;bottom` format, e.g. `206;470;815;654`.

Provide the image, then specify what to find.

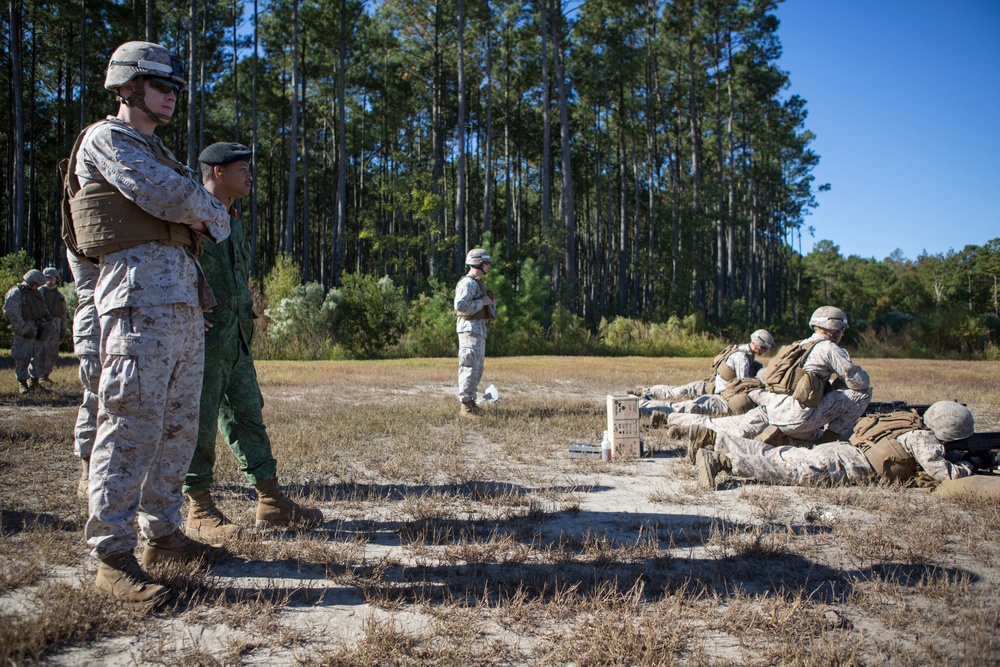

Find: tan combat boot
686;424;717;463
39;375;55;389
254;477;323;529
185;489;241;545
95;551;173;609
29;378;51;394
77;458;90;499
460;400;483;417
142;528;227;568
17;380;31;395
695;449;732;490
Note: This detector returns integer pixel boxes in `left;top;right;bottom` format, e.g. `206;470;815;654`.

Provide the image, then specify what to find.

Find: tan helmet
465;248;491;267
105;41;186;92
923;401;974;442
809;306;849;331
750;329;774;350
23;269;45;286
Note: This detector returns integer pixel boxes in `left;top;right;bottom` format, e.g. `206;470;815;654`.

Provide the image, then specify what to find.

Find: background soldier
67;251;100;498
38;267;68;388
185;141;322;544
454;248;497;416
695;401;976;490
70;41;231;607
633;329;773;403
3;270;50;395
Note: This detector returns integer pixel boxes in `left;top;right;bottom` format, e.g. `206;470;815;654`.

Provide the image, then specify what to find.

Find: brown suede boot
39;375;55;389
18;380;31;395
77;458;90;499
95;551;173;609
696;449;732;490
255;477;323;529
142;529;227;568
686;424;717;463
185;489;241;545
29;377;51;394
460;400;483;417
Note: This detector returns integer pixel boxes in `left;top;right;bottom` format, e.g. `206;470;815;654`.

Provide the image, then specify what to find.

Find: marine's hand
203;313;214;332
481;295;495;307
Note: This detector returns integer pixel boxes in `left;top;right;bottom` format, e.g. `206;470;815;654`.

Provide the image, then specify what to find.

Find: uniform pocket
101;310;160;414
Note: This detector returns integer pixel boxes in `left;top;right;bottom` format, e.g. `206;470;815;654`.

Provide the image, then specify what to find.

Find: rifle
864;401;934;416
944;433;1000;473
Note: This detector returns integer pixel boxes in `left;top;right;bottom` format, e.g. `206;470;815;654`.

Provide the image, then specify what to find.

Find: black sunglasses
147;77;181;95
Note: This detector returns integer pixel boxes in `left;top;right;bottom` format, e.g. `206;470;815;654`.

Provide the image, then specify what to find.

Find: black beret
199;142;252;166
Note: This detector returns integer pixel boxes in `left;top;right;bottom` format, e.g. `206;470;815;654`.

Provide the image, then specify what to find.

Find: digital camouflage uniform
668;334;871;446
68;251;101;461
4;279;50;383
712;429;974;487
75;116;229;560
186;210;277;493
455;273;490;404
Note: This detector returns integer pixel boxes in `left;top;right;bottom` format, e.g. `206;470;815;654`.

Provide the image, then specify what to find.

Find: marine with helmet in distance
3;270;52;395
693;401;977;490
667;306;872;451
633;329;774;418
454;248;497;417
37;267;69;389
68;41;231;608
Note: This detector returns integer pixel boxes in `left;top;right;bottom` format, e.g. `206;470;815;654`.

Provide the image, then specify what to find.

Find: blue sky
775;0;1000;261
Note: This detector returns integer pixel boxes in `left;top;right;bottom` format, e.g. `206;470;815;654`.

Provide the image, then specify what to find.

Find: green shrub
398;279;456;357
264;282;336;360
326;273;407;358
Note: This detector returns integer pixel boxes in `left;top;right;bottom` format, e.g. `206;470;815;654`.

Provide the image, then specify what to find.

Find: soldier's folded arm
88;127;230;242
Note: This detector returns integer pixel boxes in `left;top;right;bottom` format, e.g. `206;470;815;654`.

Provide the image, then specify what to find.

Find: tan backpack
763;339;824;408
850;411;924;484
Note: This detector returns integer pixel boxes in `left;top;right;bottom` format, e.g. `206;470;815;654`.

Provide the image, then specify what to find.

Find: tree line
5;1;996;358
3;0;817;325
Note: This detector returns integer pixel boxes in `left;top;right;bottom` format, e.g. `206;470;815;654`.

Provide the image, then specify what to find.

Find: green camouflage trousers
185;342;277;493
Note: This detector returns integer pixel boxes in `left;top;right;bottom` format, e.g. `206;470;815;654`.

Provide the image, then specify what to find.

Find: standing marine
3;269;51;395
37;267;68;388
68;41;231;608
454;248;497;417
183;141;322;545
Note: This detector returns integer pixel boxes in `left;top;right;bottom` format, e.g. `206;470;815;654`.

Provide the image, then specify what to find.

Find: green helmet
105;41;186;92
23;270;45;286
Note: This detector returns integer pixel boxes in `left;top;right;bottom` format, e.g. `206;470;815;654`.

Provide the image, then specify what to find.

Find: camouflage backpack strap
710;344;740;382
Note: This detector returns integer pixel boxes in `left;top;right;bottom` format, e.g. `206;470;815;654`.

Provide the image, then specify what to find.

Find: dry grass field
1;354;999;666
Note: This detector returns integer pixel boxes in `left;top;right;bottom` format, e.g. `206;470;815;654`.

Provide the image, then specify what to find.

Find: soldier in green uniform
185;142;323;544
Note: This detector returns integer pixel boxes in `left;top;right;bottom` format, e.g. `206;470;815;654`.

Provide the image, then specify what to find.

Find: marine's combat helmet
750;329;774;350
923;401;974;443
465;248;491;267
809;306;849;332
105;41;187;92
42;268;59;280
23;270;45;286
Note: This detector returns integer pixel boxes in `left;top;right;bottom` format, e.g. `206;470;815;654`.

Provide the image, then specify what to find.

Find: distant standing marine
454;248;497;417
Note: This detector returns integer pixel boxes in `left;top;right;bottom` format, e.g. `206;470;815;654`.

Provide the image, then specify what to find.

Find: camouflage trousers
185;339;277;493
645;380;707;402
457;332;486;403
37;322;62;377
669;388;872;447
755;388;873;441
640;394;731;417
85;304;205;560
11;334;44;381
714;431;875;486
74;353;101;461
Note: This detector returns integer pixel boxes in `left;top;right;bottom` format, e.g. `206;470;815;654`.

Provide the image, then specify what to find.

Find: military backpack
763;339;824;408
850;410;924;484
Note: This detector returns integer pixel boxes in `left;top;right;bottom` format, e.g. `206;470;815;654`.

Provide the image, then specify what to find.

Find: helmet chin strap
118;78;171;125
